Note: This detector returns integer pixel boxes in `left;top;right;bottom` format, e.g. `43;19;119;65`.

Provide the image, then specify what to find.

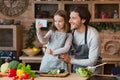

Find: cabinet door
34;1;59;20
91;1;120;22
63;1;91;15
34;1;60;30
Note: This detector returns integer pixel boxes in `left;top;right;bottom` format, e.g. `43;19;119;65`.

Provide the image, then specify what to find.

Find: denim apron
72;26;89;72
40;31;68;72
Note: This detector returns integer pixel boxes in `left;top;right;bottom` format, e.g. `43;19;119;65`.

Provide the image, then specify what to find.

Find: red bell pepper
7;68;16;77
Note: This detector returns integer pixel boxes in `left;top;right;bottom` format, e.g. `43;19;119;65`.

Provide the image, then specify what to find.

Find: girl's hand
46;48;53;55
36;22;43;30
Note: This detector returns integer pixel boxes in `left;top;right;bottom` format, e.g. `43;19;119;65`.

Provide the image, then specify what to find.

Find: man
60;6;100;73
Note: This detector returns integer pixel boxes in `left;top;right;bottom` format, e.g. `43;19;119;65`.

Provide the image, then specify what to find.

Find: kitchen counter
19;55;43;65
0;73;88;80
1;73;117;80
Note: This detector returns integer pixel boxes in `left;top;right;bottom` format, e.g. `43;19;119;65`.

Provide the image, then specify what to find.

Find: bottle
113;10;118;18
100;11;108;18
9;52;13;61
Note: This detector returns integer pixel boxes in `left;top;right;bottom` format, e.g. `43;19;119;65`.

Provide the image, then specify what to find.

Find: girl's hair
70;6;91;26
50;10;71;33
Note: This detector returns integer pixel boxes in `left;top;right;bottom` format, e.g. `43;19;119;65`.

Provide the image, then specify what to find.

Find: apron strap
72;27;88;49
72;29;75;41
85;26;88;44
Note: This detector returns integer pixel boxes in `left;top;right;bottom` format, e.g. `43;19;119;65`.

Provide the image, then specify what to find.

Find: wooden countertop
0;73;88;80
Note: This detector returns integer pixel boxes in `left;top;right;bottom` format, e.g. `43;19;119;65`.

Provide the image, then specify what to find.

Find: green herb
76;67;93;77
17;63;35;77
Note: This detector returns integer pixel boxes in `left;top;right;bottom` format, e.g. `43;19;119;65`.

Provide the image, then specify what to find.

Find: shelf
34;1;60;18
34;1;120;23
64;1;91;13
91;1;120;22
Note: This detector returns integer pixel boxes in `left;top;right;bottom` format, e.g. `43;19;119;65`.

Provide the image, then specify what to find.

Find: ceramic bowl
23;48;40;56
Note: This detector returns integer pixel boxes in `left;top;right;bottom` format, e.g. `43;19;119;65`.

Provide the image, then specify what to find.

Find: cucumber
59;69;65;73
47;69;65;74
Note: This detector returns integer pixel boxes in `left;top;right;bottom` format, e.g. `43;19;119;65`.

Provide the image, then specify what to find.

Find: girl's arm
36;30;52;44
36;23;52;44
52;33;73;55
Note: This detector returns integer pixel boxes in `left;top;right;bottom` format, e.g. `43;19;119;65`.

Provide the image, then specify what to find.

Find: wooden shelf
91;1;120;22
34;1;120;22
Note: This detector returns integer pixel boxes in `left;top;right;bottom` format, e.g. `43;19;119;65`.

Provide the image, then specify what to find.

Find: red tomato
31;77;35;80
21;72;29;79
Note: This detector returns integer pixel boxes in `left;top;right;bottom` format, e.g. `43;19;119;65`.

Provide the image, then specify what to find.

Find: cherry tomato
21;72;29;79
31;77;35;80
12;76;18;80
12;77;16;80
14;76;18;79
19;76;23;80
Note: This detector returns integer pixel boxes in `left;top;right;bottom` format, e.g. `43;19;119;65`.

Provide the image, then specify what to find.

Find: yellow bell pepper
16;69;24;77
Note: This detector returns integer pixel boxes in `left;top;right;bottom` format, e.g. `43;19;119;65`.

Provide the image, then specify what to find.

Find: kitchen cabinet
34;1;60;22
91;1;120;22
101;54;120;74
34;1;120;23
0;25;23;62
34;1;91;22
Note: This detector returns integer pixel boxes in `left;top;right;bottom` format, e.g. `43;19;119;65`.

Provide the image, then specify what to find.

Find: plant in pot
25;22;36;48
24;23;42;56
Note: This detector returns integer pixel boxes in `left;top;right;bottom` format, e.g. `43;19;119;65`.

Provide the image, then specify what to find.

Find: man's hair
70;6;91;26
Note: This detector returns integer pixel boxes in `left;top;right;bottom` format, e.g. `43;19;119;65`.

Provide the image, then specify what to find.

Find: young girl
36;10;72;72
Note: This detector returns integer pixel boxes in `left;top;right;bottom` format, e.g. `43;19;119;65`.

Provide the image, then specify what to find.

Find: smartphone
35;19;47;27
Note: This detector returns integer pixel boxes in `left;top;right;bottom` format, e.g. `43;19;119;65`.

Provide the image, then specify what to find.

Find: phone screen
35;19;47;27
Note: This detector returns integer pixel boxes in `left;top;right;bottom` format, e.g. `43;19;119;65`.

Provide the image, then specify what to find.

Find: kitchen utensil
87;62;107;71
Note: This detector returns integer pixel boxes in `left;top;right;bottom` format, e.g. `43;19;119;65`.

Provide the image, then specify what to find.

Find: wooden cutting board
39;72;70;77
